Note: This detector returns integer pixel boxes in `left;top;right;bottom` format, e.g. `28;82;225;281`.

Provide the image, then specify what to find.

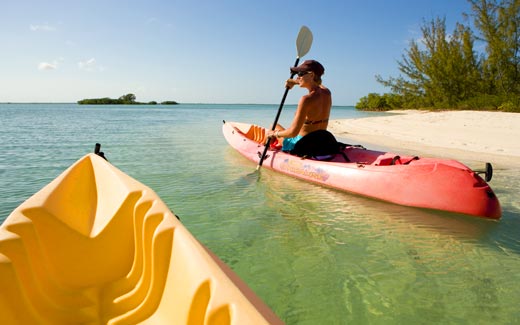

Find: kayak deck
0;153;281;324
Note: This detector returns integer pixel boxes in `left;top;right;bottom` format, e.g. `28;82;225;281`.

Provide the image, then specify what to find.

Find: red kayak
222;121;501;219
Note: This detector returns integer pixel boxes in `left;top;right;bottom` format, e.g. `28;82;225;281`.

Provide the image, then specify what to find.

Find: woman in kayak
267;60;332;152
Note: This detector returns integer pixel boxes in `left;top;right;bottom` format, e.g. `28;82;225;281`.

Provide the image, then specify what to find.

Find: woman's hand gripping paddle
256;26;313;170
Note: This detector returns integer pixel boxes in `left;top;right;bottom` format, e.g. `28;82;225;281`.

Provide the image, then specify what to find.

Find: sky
1;0;474;105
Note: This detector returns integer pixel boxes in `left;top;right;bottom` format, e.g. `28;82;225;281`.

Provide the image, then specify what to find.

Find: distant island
78;93;178;105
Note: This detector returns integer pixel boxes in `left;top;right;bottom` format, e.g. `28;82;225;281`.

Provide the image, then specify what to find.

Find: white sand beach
329;110;520;168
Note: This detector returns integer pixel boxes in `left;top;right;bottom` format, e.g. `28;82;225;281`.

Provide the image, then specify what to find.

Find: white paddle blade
296;26;313;58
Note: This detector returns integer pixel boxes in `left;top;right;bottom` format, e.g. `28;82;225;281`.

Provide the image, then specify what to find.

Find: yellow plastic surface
0;154;282;324
243;125;268;144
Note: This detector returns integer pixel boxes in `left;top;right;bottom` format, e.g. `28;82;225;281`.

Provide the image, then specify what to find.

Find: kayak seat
0;158;175;324
244;125;268;144
290;129;349;162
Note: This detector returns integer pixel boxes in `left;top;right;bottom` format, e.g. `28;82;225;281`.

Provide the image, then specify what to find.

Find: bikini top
304;119;329;125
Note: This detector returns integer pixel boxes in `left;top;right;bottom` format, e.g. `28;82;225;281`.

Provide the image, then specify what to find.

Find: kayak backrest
243;125;268;144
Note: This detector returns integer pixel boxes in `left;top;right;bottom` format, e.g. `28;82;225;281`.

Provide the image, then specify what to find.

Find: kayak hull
0;153;281;324
223;121;501;219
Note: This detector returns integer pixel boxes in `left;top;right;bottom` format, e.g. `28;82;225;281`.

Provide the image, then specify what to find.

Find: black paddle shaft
257;58;300;168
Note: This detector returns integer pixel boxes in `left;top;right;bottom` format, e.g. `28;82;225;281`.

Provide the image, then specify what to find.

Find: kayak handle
475;162;493;182
94;143;108;161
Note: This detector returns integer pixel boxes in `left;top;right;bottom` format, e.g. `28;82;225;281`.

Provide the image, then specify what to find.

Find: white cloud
30;24;56;32
37;58;64;71
78;58;105;72
78;58;96;71
38;62;57;70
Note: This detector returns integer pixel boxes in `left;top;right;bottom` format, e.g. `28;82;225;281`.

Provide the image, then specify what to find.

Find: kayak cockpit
230;122;421;166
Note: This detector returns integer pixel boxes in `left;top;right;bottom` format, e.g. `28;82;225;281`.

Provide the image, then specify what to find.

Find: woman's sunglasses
297;71;312;77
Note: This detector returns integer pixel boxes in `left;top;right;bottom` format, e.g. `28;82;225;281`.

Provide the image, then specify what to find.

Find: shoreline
329;110;520;169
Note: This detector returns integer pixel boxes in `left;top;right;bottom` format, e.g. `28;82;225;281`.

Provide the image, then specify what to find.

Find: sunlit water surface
1;104;519;324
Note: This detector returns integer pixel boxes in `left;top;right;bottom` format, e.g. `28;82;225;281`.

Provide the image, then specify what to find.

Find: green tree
466;0;520;96
119;93;136;104
377;17;482;108
355;93;403;110
362;0;520;111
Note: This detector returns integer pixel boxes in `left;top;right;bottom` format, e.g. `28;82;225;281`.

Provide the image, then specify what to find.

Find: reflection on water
1;104;519;324
220;149;520;324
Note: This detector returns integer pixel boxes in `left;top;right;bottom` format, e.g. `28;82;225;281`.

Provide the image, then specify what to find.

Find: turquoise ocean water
1;103;519;324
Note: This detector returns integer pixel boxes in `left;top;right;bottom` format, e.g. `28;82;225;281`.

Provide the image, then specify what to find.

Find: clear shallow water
1;103;519;324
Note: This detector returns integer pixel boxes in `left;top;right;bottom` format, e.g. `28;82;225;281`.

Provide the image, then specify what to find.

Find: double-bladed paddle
256;26;313;170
